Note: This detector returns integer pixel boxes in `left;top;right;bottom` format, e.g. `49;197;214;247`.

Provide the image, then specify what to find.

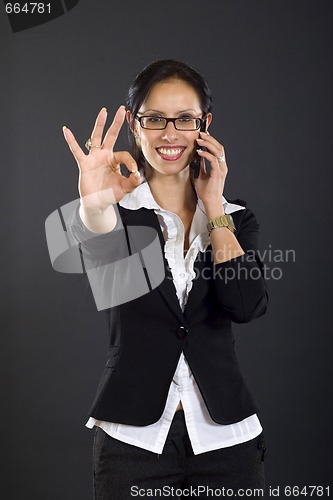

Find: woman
63;60;268;499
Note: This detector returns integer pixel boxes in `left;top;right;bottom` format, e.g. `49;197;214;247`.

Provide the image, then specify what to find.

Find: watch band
207;214;235;234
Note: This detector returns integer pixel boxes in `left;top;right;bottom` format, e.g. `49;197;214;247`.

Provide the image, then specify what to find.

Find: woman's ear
126;110;140;137
126;110;133;130
126;111;141;147
205;113;213;132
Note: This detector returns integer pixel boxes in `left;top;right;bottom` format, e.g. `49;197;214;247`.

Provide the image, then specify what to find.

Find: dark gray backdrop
1;1;332;498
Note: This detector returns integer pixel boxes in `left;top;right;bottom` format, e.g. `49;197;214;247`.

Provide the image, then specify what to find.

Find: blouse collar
119;181;246;215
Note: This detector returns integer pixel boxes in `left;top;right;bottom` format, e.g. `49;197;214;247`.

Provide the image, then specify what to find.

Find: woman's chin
151;163;191;178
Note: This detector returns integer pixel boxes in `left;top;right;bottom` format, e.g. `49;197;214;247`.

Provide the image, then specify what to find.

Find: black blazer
72;201;268;426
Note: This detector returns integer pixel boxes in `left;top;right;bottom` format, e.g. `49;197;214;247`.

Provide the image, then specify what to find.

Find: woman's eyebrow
140;109;164;114
140;108;199;114
177;109;198;114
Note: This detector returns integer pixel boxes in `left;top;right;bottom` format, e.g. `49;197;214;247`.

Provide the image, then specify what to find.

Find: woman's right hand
63;106;141;214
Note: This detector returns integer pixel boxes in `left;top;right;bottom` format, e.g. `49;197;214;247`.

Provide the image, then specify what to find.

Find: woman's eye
147;116;163;122
178;117;192;122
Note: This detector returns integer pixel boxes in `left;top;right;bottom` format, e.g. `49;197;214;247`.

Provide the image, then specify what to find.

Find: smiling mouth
156;147;186;161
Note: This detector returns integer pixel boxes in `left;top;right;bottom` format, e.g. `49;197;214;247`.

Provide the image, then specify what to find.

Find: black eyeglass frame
135;115;207;131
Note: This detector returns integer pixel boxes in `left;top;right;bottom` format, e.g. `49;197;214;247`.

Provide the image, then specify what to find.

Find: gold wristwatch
207;214;235;234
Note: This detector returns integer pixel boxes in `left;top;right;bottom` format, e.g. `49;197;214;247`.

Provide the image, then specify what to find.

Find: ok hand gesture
63;106;141;214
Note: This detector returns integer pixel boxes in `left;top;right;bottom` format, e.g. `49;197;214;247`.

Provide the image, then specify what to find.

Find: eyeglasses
135;115;205;131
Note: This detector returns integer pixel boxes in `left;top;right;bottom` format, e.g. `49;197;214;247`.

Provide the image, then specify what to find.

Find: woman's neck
148;170;197;215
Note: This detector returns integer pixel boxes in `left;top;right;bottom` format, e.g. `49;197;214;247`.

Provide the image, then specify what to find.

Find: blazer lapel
119;206;187;327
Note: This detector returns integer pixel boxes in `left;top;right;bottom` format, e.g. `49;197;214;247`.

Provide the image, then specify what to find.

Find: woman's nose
161;121;179;141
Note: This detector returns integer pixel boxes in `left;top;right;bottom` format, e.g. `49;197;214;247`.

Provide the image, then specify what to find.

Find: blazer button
177;326;188;339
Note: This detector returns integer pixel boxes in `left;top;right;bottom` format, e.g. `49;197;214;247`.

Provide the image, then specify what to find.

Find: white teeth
158;148;183;156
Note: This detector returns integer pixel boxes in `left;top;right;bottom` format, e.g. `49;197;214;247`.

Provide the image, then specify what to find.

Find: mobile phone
190;118;210;178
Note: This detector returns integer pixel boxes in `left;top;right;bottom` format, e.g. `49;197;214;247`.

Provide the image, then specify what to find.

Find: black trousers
93;410;266;499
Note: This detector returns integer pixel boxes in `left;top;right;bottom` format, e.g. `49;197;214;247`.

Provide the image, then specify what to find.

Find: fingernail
200;131;207;136
196;149;203;153
196;138;204;142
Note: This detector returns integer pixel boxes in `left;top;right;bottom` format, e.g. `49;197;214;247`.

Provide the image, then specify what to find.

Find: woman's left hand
194;132;228;214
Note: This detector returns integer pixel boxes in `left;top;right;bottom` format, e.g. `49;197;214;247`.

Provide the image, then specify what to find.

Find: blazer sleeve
213;205;268;324
66;204;130;270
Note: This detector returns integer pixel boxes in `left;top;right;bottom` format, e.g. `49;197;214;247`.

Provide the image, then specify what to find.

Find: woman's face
132;79;211;179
